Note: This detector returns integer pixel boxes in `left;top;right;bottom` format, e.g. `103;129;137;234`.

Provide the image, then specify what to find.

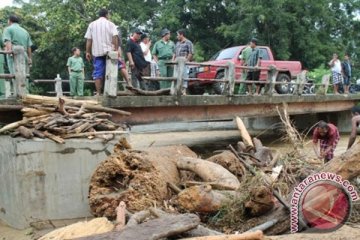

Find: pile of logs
0;95;130;143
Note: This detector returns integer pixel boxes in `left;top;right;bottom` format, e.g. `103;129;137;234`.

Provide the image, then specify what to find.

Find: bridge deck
1;94;359;124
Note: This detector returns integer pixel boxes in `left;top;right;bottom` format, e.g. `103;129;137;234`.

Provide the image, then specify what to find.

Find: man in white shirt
140;33;159;90
328;53;343;94
84;9;118;96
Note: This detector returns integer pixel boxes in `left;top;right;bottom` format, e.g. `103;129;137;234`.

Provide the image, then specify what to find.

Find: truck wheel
275;73;291;94
213;72;228;95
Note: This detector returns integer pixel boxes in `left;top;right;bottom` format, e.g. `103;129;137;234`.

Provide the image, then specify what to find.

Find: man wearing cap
152;28;175;89
126;29;150;90
246;38;262;95
85;8;118;96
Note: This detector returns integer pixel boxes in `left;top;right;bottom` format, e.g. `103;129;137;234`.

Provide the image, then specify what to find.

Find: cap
250;38;258;44
160;28;170;37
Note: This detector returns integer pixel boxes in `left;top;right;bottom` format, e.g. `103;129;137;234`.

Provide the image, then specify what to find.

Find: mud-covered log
177;157;240;190
236;117;254;147
176;185;236;213
89;139;197;219
75;213;200;240
179;230;264;240
17;126;34;139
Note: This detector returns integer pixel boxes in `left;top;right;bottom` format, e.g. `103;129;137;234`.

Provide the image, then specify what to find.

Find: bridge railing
142;57;336;97
0;46;28;98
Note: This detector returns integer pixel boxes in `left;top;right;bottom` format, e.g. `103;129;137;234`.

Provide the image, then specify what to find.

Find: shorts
246;71;261;85
332;72;343;85
118;59;126;69
343;75;351;86
92;56;106;80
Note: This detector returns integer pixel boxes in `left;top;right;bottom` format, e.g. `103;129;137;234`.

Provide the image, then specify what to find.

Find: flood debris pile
42;112;360;239
0;94;130;143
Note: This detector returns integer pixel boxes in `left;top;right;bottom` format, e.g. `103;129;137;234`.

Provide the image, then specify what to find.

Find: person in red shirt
312;121;340;162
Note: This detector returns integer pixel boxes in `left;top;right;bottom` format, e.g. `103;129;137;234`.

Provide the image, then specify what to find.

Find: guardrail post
227;61;235;96
265;65;277;96
297;70;307;95
104;51;118;97
55;74;63;97
172;57;186;96
13;46;27;97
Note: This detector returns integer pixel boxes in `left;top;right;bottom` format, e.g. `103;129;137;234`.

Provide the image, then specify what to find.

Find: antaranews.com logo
291;172;359;233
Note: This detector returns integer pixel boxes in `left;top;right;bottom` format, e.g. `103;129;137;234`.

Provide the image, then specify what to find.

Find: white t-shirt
84;17;118;57
140;42;152;62
331;59;342;74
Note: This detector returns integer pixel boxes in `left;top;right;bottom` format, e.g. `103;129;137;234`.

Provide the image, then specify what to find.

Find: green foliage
307;64;331;84
1;0;360;81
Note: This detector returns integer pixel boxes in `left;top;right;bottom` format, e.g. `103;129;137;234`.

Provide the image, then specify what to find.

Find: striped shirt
84;17;118;57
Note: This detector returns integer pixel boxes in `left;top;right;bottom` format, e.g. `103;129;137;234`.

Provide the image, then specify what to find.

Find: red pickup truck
188;45;302;94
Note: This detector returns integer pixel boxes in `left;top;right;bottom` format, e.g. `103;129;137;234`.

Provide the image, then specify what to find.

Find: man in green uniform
3;15;32;74
152;28;175;89
67;47;85;96
238;43;252;94
0;25;5;96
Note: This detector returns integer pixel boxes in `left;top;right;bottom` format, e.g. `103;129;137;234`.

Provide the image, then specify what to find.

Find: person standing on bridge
2;15;32;92
0;24;5;96
328;53;343;95
342;53;352;94
67;47;85;97
126;28;150;90
84;8;119;96
347;106;360;150
246;38;262;96
152;28;175;89
175;29;194;95
312;121;340;162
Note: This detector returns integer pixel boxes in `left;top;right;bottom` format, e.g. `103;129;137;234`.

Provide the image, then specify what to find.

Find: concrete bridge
104;94;360;125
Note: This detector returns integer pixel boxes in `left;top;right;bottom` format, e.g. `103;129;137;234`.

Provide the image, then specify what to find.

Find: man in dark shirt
126;28;149;90
312;121;340;162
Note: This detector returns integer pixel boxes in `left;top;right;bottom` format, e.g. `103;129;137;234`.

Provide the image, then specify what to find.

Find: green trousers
0;56;4;96
158;60;173;89
70;72;84;96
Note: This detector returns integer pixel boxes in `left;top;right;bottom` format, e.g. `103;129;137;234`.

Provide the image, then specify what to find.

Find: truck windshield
209;46;241;61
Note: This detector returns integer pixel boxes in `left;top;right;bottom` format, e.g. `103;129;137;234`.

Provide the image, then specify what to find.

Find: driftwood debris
179;230;264;240
0;95;129;143
236;117;254;147
177;157;240;190
75;214;200;240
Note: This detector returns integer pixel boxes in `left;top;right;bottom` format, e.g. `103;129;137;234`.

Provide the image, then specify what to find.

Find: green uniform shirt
241;46;252;65
2;23;32;48
67;56;84;72
152;40;175;59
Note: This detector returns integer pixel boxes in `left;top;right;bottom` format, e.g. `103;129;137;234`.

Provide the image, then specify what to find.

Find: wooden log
125;86;171;96
43;131;65;144
23;94;100;106
74;213;200;240
0;115;48;133
63;130;128;139
115;201;126;231
177;157;240;190
0;105;23;111
235;117;254;147
17;126;34;139
83;105;131;116
176;185;233;213
22;107;50;117
182;225;223;238
33;129;45;138
179;230;264;240
126;210;151;227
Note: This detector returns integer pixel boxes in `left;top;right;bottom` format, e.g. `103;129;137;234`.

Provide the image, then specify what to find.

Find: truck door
259;48;275;81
